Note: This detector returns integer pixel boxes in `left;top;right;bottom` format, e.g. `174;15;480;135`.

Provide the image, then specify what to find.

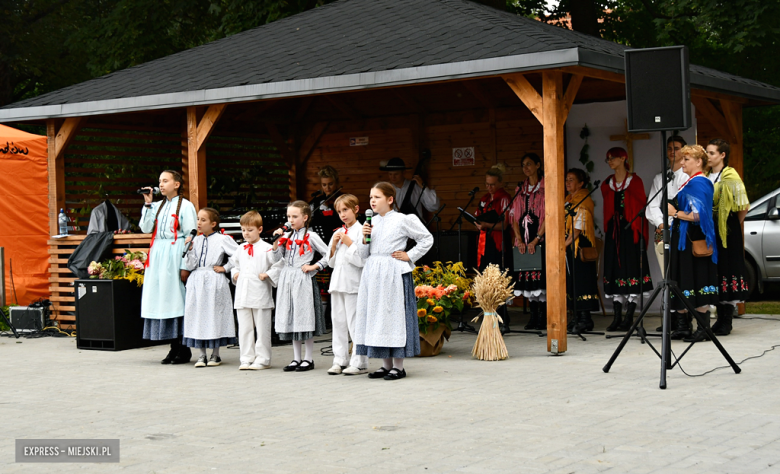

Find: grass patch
745;301;780;315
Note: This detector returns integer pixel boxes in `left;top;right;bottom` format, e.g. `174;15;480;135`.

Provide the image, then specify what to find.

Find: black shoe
574;311;594;333
619;302;637;331
368;367;391;379
383;368;407;380
606;302;623;332
171;346;192;364
670;312;693;340
567;312;576;333
657;311;680;332
684;311;711;342
295;360;315;372
283;360;300;372
713;304;733;336
161;347;177;364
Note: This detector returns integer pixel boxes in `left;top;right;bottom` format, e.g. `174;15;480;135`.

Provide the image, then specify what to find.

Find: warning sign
452;147;475;167
349;137;369;146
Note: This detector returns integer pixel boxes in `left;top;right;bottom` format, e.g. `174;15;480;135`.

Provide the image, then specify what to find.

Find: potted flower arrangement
413;261;473;356
88;250;147;286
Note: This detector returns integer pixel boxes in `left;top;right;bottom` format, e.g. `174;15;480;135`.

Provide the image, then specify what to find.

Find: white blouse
228;240;281;310
327;221;365;294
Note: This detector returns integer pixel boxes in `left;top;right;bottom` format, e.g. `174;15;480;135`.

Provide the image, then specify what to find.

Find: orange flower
417;309;427;318
427;315;438;323
433;306;444;313
434;289;445;299
426;298;435;306
463;291;470;300
423;265;431;272
414;286;425;298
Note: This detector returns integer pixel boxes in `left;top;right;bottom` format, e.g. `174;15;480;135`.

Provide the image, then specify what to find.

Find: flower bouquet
413;261;473;356
470;264;515;361
88;250;147;286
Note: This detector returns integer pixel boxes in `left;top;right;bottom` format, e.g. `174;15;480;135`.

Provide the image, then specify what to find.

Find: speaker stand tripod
602;130;740;389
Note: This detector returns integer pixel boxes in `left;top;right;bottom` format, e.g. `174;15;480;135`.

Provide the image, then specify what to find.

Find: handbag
579;246;599;262
691;239;713;258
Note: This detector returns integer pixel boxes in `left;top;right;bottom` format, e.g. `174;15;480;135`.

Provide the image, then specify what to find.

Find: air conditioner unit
9;306;45;333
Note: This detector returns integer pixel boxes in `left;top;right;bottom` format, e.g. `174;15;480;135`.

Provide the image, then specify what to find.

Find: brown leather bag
579;246;599;262
691;239;713;258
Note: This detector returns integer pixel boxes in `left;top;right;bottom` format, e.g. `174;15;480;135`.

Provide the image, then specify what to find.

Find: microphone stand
449;193;478;334
564;180;604;341
487;184;544;337
426;204;446;261
605;176;669;341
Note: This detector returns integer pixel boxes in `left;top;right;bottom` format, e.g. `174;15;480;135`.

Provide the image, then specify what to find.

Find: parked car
743;187;780;299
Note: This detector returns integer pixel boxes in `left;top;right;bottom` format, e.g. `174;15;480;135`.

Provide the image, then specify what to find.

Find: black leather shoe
283;360;300;372
295;360;315;372
606;302;623;332
368;367;391;379
383;368;407;380
161;347;177;364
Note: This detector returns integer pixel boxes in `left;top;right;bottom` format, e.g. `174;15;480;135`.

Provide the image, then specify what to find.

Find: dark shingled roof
2;0;778;120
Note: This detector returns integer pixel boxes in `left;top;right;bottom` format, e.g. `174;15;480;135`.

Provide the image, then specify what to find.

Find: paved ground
3;310;780;473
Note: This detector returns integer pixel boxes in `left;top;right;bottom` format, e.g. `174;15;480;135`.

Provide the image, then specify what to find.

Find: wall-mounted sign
452;147;475;167
349;137;369;146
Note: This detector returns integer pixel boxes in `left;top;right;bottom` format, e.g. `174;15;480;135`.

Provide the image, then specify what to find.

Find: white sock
393;358;404;371
292;340;302;362
382;358;392;370
199;348;207;357
211;347;220;357
304;338;314;361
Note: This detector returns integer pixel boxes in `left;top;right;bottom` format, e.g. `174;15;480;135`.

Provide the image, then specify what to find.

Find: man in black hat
380;157;440;218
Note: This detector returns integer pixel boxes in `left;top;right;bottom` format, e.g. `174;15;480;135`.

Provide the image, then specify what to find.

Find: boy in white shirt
229;211;280;370
326;194;368;375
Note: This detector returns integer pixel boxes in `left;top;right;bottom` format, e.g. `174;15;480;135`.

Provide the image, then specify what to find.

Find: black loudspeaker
74;279;160;351
625;46;691;132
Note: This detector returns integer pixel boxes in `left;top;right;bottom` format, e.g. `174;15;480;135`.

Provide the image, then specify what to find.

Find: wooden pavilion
1;0;778;352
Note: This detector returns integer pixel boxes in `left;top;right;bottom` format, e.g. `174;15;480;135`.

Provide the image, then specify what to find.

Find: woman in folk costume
474;164;512;330
510;153;547;330
139;170;198;364
354;182;433;380
270;200;330;372
601;148;653;332
564;168;600;333
706;139;750;336
666;145;720;342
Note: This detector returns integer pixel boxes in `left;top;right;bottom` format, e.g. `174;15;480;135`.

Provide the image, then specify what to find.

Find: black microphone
592;180;601;187
181;229;198;257
272;222;292;242
467;186;480;196
365;210;373;244
137;187;160;195
666;169;675;181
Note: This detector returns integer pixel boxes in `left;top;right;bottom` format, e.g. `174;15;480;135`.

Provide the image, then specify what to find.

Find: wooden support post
265;122;297;201
47;117;83;235
504;72;581;353
185;104;226;210
542;71;567;354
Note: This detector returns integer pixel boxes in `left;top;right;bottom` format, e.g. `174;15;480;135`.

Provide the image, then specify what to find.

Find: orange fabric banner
0;125;49;305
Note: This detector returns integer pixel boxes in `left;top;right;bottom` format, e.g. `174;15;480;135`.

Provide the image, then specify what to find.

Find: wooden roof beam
195;103;227;150
295;96;315;122
299;121;330;167
392;89;427;114
691;96;733;141
265;122;295;165
502;74;543;122
54;117;84;161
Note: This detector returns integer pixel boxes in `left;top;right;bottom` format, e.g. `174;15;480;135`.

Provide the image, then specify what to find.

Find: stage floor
3;310;780;473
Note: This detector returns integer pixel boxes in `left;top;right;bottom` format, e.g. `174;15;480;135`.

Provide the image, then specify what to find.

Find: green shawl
711;166;750;248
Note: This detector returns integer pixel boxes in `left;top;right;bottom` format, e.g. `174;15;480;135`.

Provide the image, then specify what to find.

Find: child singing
182;208;239;367
354;182;433;380
271;201;330;372
229;211;280;370
139;170;197;364
326;194;368;375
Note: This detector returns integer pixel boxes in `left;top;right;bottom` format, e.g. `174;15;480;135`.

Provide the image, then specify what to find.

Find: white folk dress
229;240;281;310
182;232;239;348
139;196;197;340
354;210;433;358
269;228;329;340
